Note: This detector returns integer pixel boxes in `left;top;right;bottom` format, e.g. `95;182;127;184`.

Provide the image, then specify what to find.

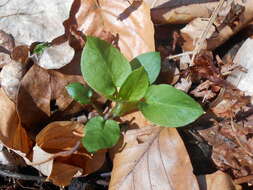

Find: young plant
66;36;204;152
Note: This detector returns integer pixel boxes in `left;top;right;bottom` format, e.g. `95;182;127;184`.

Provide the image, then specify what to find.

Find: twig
30;141;91;166
168;51;193;60
230;117;253;157
191;0;226;64
0;165;45;181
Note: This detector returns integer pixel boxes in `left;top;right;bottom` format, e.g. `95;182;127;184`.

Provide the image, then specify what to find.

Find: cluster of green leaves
66;36;204;153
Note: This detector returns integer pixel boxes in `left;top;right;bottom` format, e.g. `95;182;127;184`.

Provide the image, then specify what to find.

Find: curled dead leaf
34;121;105;186
0;89;32;154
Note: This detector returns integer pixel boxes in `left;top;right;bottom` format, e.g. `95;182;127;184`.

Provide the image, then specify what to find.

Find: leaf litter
0;0;253;189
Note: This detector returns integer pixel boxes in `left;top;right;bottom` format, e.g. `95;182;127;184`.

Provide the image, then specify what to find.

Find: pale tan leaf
198;171;242;190
32;145;54;176
66;0;155;60
109;126;199;190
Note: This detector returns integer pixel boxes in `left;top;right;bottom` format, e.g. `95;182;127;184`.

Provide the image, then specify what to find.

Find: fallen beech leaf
181;0;253;51
50;162;83;187
17;64;84;131
65;0;155;60
37;42;75;69
17;64;51;130
0;60;27;101
0;0;73;44
0;89;31;154
109;126;199;190
227;38;253;96
145;0;219;24
35;121;105;186
198;171;241;190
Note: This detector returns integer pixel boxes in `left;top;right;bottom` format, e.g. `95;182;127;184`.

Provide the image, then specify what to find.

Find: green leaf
33;42;50;55
118;67;149;102
81;36;132;97
130;52;161;83
65;82;93;104
139;84;204;127
112;102;138;117
82;116;120;152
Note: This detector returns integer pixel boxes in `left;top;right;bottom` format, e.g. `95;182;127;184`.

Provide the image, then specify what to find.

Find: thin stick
31;141;91;166
191;0;226;64
168;51;193;60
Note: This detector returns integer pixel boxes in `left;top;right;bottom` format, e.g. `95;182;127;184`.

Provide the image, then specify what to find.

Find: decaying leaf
196;115;253;184
181;0;253;51
0;0;73;45
110;125;199;190
65;0;155;60
0;89;32;154
17;64;84;131
198;171;241;190
37;42;75;69
34;121;106;186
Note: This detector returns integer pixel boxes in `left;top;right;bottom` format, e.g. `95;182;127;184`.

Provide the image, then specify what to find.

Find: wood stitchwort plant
65;36;204;153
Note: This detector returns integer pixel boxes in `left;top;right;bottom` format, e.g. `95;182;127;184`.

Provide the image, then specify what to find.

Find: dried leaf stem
191;0;226;64
31;141;91;166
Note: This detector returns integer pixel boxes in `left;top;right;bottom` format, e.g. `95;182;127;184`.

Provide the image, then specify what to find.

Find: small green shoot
66;36;204;152
33;42;50;55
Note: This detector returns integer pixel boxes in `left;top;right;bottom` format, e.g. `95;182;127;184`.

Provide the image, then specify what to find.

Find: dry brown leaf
145;0;219;24
198;171;241;190
17;64;84;131
0;0;73;45
181;0;253;51
65;0;155;60
34;121;105;186
37;42;75;69
0;89;32;154
109;126;199;190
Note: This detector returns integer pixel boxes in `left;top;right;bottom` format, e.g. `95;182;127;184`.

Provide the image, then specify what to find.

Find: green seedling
66;36;204;152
